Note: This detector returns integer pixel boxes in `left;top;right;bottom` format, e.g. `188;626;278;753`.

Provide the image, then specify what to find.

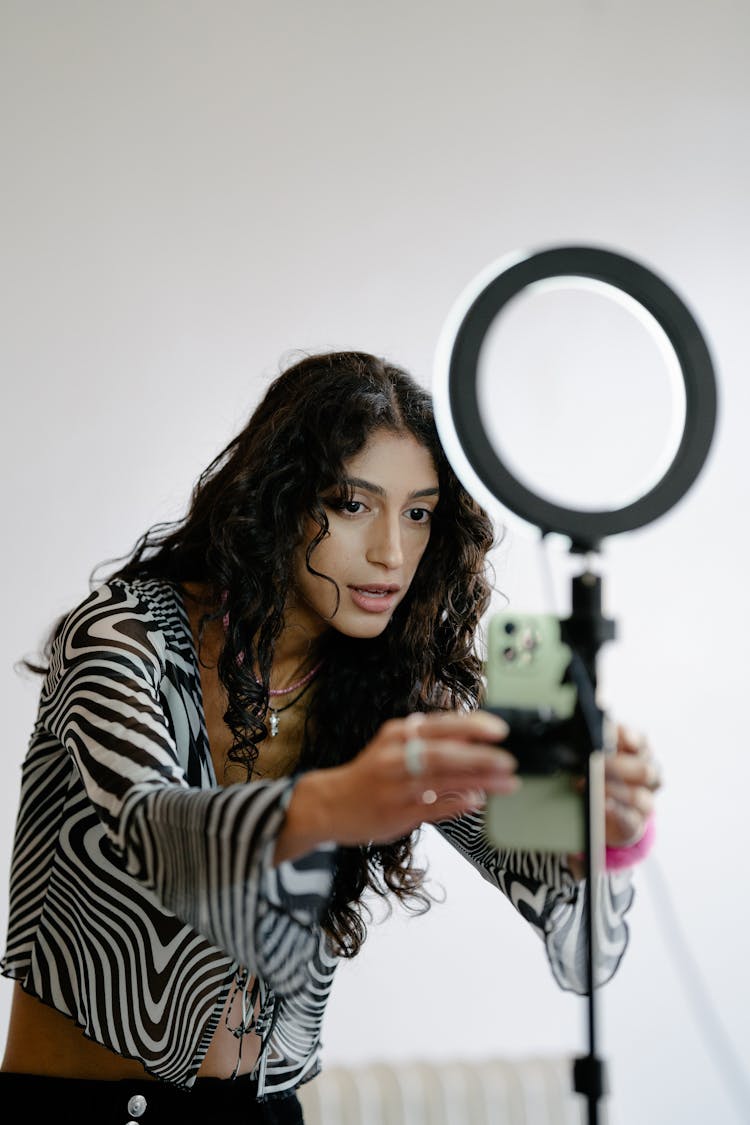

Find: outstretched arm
274;709;517;862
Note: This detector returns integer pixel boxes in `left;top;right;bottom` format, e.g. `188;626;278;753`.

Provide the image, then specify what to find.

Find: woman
0;351;659;1123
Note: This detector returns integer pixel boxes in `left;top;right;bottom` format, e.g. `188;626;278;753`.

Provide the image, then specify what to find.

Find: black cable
644;855;750;1120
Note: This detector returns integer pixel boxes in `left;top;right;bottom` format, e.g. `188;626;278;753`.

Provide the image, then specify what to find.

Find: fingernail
480;711;509;736
495;750;518;771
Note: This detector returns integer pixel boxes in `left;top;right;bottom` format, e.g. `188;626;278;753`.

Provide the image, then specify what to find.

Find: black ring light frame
441;245;718;551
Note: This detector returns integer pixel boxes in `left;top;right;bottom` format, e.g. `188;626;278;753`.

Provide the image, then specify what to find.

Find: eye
406;507;432;524
326;496;367;516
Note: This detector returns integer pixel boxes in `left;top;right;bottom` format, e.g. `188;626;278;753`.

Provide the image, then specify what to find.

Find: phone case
482;612;586;854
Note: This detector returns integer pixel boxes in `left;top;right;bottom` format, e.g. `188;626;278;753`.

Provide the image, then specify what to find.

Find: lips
348;584;401;614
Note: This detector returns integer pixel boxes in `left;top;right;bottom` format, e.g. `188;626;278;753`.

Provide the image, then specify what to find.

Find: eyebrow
344;476;440;500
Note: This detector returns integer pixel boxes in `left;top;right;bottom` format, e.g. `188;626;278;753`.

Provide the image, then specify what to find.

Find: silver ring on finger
404;737;427;777
647;761;664;792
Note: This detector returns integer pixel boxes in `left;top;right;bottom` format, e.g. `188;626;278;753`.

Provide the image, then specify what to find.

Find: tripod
560;562;616;1125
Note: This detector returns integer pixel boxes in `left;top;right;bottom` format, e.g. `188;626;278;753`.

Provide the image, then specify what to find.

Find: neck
270;599;330;691
268;628;323;694
183;582;329;691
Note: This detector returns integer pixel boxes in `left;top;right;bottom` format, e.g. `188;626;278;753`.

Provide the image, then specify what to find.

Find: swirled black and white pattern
1;578;633;1097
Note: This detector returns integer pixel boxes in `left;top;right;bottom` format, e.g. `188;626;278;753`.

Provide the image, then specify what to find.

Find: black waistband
0;1072;302;1124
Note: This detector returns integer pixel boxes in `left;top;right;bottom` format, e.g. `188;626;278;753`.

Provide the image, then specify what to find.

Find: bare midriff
0;981;261;1080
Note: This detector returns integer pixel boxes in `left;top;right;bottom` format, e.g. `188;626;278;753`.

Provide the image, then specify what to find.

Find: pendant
270;711;279;737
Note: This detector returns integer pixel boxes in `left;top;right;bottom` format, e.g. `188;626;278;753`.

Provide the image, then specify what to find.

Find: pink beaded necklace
267;661;323;697
222;606;322;734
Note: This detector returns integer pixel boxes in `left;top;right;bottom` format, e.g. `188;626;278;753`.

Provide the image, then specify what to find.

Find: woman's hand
567;723;662;879
274;710;517;863
601;724;662;848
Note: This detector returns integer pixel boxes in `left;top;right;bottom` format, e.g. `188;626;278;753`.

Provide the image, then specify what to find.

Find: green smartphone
482;612;586;854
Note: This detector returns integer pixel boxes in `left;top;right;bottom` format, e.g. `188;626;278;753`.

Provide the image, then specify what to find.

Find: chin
332;612;394;639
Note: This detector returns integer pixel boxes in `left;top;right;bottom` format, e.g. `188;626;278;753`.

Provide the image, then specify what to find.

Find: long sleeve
41;580;335;994
435;809;634;994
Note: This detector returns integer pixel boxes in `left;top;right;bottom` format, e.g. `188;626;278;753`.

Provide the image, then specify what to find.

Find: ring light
433;245;718;551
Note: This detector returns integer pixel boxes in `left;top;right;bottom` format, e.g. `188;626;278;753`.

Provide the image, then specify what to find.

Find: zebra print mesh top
1;578;634;1099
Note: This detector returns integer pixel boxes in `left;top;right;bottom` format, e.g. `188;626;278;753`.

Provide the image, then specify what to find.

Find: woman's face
288;429;439;640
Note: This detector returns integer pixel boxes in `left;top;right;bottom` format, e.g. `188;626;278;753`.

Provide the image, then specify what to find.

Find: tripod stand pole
573;747;608;1124
561;566;616;1125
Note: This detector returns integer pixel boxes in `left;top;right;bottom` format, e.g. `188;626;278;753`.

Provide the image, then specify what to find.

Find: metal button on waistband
127;1093;147;1117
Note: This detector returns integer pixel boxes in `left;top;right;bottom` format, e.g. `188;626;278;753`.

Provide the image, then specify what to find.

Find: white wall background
1;3;748;1123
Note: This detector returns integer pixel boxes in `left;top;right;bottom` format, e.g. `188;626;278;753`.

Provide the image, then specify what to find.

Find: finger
605;797;650;847
431;740;518;775
574;773;657;817
402;709;509;744
604;780;655;819
426;787;487;809
407;763;519;806
616;724;649;756
416;787;493;823
645;759;663;791
606;753;662;791
402;738;518;782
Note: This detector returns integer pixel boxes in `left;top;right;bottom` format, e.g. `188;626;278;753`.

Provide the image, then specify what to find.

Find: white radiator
298;1056;589;1125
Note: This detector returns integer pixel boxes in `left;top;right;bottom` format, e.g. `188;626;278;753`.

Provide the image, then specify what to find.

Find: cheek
409;531;432;571
293;561;339;620
311;524;361;572
295;534;351;602
310;532;347;574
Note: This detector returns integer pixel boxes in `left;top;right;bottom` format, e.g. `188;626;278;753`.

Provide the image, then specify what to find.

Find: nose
366;514;404;569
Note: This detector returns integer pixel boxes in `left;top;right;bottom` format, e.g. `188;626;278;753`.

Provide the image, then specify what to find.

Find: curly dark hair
34;351;497;956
